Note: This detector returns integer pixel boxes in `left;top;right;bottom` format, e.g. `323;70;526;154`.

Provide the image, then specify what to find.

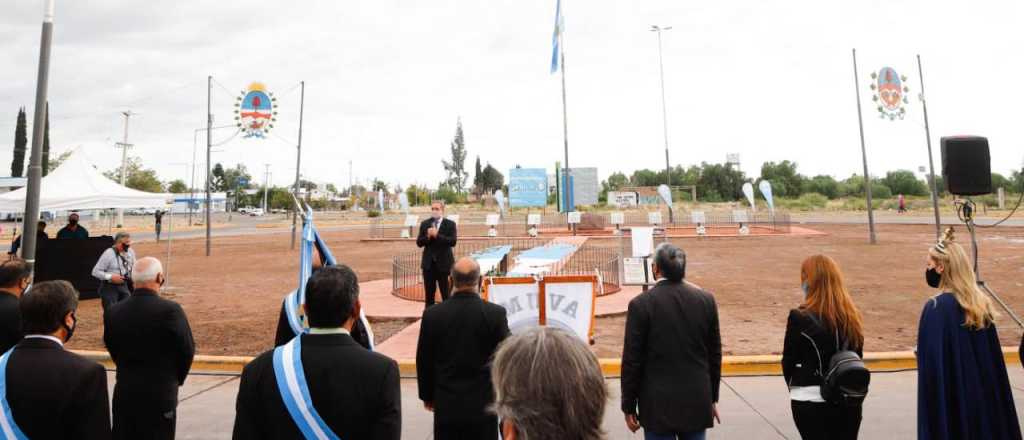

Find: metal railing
392;239;622;301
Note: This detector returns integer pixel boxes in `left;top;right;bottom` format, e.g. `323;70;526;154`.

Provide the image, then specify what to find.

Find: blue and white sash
273;337;340;440
0;348;28;440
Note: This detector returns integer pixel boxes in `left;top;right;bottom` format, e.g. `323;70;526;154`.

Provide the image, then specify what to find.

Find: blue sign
509;168;548;208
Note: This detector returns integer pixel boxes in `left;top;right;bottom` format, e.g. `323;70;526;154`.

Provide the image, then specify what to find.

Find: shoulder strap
272;337;341;440
0;348;29;440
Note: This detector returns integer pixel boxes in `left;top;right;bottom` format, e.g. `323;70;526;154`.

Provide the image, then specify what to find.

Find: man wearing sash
417;257;510;439
104;257;195;440
1;280;111;439
0;260;30;353
233;265;401;439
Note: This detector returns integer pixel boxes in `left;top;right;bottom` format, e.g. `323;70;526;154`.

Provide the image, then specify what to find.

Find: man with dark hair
233;265;401;439
56;212;89;239
8;220;47;257
1;280;111;438
622;243;722;440
104;257;195;440
0;259;30;352
417;257;510;439
417;201;457;308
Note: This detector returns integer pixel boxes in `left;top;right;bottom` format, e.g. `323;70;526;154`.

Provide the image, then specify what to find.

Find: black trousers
422;268;451;308
791;400;862;440
435;416;498;440
99;283;130;313
112;388;176;440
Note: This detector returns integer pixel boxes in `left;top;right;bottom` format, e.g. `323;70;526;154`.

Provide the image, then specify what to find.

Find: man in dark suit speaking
416;201;457;308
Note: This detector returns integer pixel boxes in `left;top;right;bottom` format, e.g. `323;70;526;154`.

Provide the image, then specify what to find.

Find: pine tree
11;108;26;177
41;102;50;176
473;156;483;194
441;117;468;191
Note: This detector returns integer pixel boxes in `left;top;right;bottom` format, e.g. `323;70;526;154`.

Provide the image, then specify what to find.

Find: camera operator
92;231;136;313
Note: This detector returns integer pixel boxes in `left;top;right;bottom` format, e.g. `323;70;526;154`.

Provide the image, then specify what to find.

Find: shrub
367;210;381;218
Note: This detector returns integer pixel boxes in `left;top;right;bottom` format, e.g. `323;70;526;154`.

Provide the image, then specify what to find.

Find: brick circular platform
393;281;621;302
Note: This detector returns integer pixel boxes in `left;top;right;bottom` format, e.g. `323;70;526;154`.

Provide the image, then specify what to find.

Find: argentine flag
550;0;563;73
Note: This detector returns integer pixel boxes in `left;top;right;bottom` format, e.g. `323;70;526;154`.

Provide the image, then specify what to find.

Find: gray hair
654;242;686;281
114;231;131;243
133;257;163;283
491;327;607;440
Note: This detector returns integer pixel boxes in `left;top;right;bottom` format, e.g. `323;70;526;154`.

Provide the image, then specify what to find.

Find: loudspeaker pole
917;55;942;239
852;49;877;244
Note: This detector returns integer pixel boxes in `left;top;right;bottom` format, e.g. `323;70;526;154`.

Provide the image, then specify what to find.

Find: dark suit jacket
103;288;195;408
416;291;510;424
416;217;456;272
6;337;111;439
0;291;22;353
621;279;722;434
233;333;401;440
273;301;373;349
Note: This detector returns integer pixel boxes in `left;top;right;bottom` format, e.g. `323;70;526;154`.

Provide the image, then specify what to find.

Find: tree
1012;170;1023;192
759;160;805;198
166;179;188;193
41;102;49;176
882;170;927;196
803;175;839;199
406;184;431;206
839;174;892;199
211;163;253;192
697;162;746;201
325;183;339;195
630;169;661;186
603;172;628;192
990;172;1012;192
473;156;483;193
11;108;26;177
477;163;504;194
104;156;163;192
371;179;389;192
441;118;468;191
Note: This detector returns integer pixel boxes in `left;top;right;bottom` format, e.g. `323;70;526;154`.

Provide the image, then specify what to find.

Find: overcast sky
1;0;1022;190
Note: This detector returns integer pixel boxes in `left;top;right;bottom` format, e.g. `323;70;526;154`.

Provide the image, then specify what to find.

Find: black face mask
62;313;77;343
925;268;942;288
68;219;78;225
121;243;131;251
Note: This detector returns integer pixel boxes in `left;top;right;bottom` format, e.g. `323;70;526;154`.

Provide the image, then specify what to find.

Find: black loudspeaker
941;136;992;196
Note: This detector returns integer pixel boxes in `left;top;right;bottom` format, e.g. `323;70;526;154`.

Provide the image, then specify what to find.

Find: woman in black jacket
782;255;865;440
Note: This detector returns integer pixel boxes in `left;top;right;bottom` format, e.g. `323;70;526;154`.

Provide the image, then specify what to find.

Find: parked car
249;208;265;216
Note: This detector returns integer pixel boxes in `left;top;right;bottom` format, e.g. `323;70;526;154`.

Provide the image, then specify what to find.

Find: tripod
955;198;1024;330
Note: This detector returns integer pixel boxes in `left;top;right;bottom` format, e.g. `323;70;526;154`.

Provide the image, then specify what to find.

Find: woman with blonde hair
917;228;1021;439
782;255;866;440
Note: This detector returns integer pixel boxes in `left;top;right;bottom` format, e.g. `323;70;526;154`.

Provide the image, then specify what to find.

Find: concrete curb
73;347;1022;378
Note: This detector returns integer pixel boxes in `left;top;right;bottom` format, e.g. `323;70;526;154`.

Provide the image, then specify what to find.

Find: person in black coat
103;257;195;440
234;265;401;440
7;220;47;257
0;259;31;353
416;201;457;308
781;255;865;440
621;243;722;440
417;257;510;440
4;280;111;439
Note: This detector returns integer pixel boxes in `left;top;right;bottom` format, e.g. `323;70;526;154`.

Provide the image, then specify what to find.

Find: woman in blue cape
917;229;1021;440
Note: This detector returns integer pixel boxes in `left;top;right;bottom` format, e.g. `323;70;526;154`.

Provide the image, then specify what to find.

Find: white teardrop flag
759;180;775;214
398;192;410;214
742;182;756;212
377;189;384;212
657;184;673;209
494;189;506;214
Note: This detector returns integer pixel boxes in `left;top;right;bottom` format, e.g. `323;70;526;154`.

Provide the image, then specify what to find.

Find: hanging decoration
234;83;278;138
870;67;909;121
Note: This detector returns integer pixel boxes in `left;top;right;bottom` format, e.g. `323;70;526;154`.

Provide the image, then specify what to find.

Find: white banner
541;276;597;343
483;278;540;333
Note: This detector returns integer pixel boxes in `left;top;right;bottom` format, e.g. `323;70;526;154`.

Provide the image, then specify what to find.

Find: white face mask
431;211;442;220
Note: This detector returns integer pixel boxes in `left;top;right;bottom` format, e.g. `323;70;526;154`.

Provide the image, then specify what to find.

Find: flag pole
559;24;571;214
917;54;942;239
852;48;877;244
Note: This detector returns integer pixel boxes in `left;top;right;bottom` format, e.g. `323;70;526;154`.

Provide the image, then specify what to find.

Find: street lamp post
651;24;673;222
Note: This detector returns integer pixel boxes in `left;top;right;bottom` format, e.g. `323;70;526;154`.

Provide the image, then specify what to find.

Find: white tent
0;148;171;212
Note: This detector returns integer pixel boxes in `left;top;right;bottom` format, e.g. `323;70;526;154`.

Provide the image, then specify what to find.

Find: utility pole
290;81;305;250
205;75;212;256
115;111;133;228
651;24;673;223
852;49;877;244
917;55;942;239
21;0;56;272
263;164;271;213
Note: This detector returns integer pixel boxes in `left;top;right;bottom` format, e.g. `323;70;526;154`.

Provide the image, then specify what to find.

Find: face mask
62;313;77;343
801;282;809;298
925;268;941;288
122;243;131;251
431;211;442;220
158;275;165;288
69;219;78;225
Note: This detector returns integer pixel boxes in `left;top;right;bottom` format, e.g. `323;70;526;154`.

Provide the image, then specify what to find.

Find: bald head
451;257;481;291
133;257;164;290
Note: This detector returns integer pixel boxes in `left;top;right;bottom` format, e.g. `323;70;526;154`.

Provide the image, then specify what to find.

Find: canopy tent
0;148;171;212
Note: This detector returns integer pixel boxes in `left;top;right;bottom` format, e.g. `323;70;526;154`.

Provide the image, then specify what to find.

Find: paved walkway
157;368;1024;439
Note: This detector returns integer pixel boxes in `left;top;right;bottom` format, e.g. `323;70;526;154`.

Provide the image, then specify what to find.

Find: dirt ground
66;223;1024;357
